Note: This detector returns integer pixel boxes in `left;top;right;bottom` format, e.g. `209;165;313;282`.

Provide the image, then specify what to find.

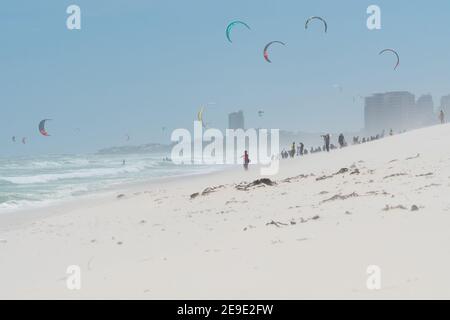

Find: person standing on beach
291;142;296;158
439;110;445;124
243;150;250;170
321;134;331;152
338;133;345;148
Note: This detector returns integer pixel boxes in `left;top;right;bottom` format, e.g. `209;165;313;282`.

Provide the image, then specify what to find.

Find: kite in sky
379;49;400;70
226;21;251;43
263;41;286;63
305;16;328;33
39;119;52;137
197;106;207;128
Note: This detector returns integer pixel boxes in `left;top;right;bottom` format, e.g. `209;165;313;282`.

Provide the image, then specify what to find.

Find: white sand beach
1;124;450;299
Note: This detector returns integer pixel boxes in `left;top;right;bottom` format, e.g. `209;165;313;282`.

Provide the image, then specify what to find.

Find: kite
39;119;52;137
226;21;251;43
379;49;400;70
263;41;286;63
197;106;207;128
305;16;328;33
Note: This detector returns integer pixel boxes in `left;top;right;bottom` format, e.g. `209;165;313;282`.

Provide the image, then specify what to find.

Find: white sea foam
0;153;217;212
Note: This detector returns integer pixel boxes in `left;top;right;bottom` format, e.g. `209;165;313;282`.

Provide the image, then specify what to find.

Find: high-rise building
228;110;245;130
415;94;434;127
365;93;386;135
441;95;450;117
364;91;415;135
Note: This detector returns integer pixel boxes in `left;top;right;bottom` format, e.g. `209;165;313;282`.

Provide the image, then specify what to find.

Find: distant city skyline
364;90;442;135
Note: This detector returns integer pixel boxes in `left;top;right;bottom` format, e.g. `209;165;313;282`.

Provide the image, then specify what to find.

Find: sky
1;0;450;156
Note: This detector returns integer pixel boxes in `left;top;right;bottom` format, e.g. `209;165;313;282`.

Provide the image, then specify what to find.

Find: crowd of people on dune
280;132;348;159
280;110;446;159
278;110;447;160
242;110;447;169
279;128;402;160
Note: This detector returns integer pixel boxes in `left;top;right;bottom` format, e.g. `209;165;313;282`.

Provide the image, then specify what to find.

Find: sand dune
1;124;450;299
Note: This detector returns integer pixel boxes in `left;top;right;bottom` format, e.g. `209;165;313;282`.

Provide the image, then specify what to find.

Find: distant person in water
122;160;126;166
243;150;250;170
439;110;445;124
321;134;331;152
389;129;394;136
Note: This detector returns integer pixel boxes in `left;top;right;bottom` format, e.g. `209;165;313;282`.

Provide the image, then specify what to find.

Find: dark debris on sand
282;174;309;183
201;185;225;196
266;220;288;228
383;173;408;179
190;185;226;200
316;175;333;181
316;166;363;181
236;178;277;191
416;172;433;177
383;204;407;211
405;153;420;160
321;192;359;203
334;168;349;175
267;215;320;228
190;192;200;199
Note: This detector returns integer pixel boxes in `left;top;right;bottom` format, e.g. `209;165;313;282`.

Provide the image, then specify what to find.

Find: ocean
0;153;218;213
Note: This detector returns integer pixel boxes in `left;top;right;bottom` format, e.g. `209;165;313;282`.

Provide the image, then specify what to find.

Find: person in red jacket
243;150;250;170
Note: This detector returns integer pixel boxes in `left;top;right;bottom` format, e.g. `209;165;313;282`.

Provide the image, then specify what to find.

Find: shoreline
0;163;238;232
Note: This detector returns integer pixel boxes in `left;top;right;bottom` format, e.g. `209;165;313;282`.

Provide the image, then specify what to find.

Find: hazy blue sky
1;0;450;155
